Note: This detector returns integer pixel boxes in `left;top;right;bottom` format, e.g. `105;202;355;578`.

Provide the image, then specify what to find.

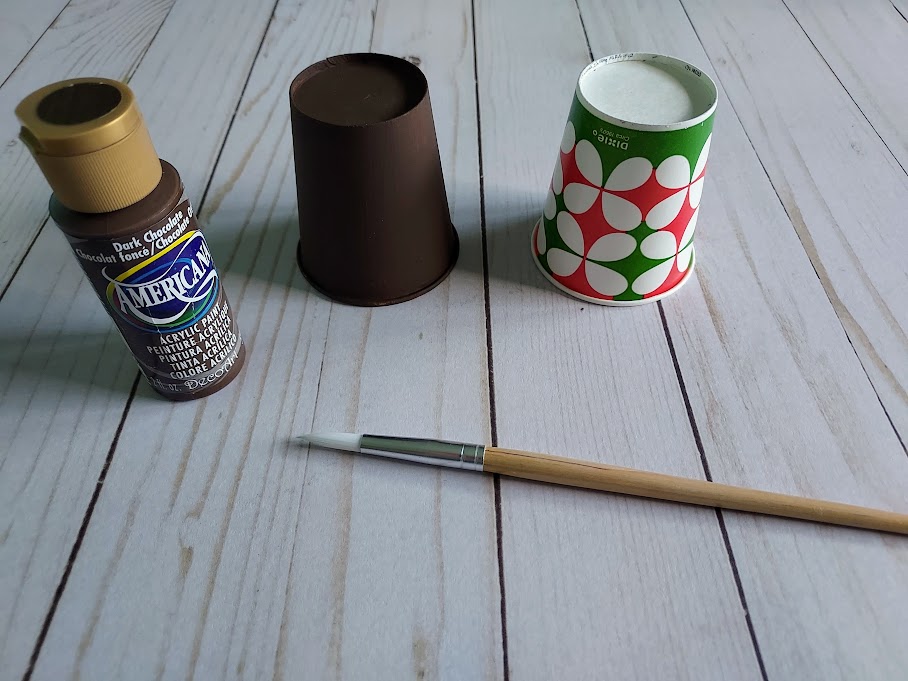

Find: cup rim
296;227;459;306
289;53;429;129
575;52;718;132
531;222;696;306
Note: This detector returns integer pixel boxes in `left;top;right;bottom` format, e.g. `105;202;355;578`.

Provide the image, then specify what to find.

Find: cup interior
577;53;717;129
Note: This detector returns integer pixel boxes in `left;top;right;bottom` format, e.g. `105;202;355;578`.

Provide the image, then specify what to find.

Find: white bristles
297;432;363;452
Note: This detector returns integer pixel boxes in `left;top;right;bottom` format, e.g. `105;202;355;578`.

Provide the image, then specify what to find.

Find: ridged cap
16;77;162;213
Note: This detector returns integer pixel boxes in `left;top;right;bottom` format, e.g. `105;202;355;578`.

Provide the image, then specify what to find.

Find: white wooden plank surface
3;0;908;679
896;0;908;21
0;0;175;291
0;0;69;84
30;0;503;678
474;0;761;678
0;1;279;679
680;0;908;441
0;234;137;681
572;0;908;678
783;0;908;170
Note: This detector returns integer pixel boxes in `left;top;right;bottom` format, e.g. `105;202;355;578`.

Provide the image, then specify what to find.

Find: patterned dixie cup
533;53;718;304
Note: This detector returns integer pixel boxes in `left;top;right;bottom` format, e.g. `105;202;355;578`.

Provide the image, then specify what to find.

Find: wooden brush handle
483;448;908;535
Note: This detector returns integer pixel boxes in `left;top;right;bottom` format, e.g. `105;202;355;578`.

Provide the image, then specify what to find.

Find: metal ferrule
360;435;485;471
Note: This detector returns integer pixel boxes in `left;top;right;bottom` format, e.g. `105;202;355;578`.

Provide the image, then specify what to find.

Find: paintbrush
298;433;908;535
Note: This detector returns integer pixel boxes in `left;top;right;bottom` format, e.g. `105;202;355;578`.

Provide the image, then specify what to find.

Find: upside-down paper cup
291;53;458;306
533;53;717;305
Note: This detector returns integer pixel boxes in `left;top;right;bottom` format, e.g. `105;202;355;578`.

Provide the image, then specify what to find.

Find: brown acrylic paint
290;53;458;305
16;78;245;400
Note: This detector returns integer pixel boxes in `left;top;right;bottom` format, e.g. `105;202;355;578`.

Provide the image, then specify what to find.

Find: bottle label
62;198;244;397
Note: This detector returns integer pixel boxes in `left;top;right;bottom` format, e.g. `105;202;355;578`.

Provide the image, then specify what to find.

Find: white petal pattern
561;121;576;154
655;155;691;189
646;189;687;230
604;157;652;191
676;243;693;273
602;193;642;231
547;249;583;276
574;139;602;186
556;211;585;255
688;177;704;208
632;259;676;295
552;156;564;194
640;231;678;260
564;183;599;213
679;206;699;249
536;223;547;255
544;188;557;219
692;133;711;179
586;261;628;296
587;232;636;262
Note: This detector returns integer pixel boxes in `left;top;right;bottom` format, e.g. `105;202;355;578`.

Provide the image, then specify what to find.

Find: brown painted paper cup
533;53;718;305
290;53;458;306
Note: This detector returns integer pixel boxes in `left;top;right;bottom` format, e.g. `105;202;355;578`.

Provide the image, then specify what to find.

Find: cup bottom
296;227;460;306
530;221;695;306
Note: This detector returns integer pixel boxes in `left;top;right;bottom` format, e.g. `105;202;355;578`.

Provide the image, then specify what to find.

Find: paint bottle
16;78;245;400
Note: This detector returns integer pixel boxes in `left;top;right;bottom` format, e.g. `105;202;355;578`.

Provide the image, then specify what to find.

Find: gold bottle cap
16;78;162;213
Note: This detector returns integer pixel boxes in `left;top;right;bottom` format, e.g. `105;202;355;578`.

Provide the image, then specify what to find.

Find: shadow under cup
533;53;718;306
290;53;458;306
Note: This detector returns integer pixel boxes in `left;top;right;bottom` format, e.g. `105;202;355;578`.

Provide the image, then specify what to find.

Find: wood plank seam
779;0;908;178
275;300;336;675
119;0;180;90
0;0;181;296
0;0;72;90
747;129;908;457
470;0;509;676
879;399;908;455
368;0;379;50
0;217;49;301
570;2;770;674
478;4;763;675
194;0;282;212
21;0;500;675
21;374;140;681
571;0;593;58
576;0;908;674
0;2;183;303
175;6;287;669
17;1;283;673
1;2;194;676
658;302;770;681
664;0;908;670
674;0;908;456
270;302;335;675
0;1;181;304
483;2;765;679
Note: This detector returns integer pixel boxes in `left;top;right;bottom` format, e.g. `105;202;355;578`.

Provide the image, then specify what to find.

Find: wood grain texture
474;0;761;678
574;0;908;677
0;230;136;681
31;0;502;679
782;0;908;170
0;1;279;679
895;0;908;20
0;0;175;291
3;0;908;678
680;0;908;441
0;0;69;84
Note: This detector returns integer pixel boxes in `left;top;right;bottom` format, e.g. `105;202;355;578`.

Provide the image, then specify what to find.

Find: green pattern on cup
534;53;717;305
